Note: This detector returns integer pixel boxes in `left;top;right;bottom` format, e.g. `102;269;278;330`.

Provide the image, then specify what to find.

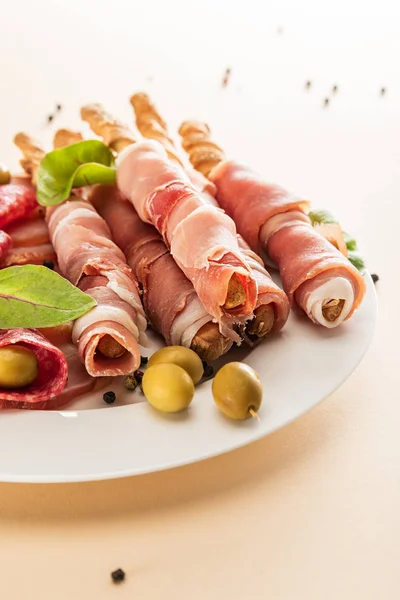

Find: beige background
1;1;399;598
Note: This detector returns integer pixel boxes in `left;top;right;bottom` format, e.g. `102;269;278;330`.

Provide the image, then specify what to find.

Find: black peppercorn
111;568;125;583
43;259;54;270
103;391;116;404
371;273;379;283
47;114;54;123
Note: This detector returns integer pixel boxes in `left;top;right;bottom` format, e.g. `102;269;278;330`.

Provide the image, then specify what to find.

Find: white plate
0;275;376;483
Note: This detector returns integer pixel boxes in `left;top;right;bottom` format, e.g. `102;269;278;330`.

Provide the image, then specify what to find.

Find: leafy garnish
309;208;365;272
347;251;365;272
36;140;116;206
308;209;337;225
0;265;96;328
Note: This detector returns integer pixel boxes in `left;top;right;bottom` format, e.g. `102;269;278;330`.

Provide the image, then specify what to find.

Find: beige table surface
0;1;399;598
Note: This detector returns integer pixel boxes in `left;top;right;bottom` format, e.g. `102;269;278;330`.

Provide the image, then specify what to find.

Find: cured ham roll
79;112;232;358
91;184;232;360
129;95;290;341
179;122;366;328
0;329;68;409
3;205;56;267
14;133;147;376
81;104;257;344
47;200;147;376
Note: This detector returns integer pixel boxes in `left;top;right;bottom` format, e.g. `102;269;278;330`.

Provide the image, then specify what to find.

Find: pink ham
210;160;309;254
47;200;147;376
116;140;257;341
0;184;37;229
0;329;68;409
267;223;365;322
2;205;56;267
90;184;223;349
237;237;290;335
210;160;366;327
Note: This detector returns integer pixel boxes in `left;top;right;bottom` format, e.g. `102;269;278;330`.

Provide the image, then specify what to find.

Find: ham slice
2;202;56;267
47;200;146;376
0;329;68;409
0;184;37;229
237;237;290;337
90;184;229;352
116;140;257;341
210;160;366;327
210;161;309;254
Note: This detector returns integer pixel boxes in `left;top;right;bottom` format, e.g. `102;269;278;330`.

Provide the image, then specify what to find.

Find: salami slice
0;231;12;263
0;329;68;409
0;184;38;229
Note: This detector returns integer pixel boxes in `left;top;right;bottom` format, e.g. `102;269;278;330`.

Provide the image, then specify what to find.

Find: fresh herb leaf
347;251;366;272
342;231;357;252
0;265;96;328
36;140;116;206
308;209;337;225
310;209;365;271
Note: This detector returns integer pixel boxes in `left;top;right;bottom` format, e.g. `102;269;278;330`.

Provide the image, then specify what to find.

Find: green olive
212;362;262;420
0;164;11;185
148;346;204;384
0;345;38;389
142;363;194;413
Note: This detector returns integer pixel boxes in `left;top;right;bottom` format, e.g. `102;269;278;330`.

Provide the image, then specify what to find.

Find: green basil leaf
0;265;96;328
347;251;365;272
309;209;338;225
36;140;116;206
342;231;358;251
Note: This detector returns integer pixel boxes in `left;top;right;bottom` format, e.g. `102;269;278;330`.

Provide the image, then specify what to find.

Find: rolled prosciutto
210;161;366;328
90;184;232;360
0;328;68;409
116;140;257;342
47;200;147;376
3;210;56;267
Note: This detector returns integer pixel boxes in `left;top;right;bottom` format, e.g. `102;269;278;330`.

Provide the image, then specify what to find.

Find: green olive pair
142;346;263;420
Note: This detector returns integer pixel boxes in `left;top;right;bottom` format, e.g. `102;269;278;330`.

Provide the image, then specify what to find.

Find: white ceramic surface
0;274;376;482
0;1;379;481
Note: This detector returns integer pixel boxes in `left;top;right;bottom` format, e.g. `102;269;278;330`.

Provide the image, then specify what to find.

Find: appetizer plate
0;274;376;483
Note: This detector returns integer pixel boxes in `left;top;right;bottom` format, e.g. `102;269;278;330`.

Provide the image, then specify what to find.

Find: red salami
0;329;68;409
0;184;38;229
0;231;12;263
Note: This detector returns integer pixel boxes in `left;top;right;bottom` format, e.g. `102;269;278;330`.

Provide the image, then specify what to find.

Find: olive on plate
147;346;204;384
0;345;38;388
212;362;262;420
142;363;195;413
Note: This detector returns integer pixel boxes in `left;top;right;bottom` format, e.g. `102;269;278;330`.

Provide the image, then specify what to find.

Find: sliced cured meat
0;329;68;409
210;160;309;254
3;243;56;267
116;141;257;341
0;231;12;264
210;161;365;327
47;199;146;376
0;184;37;229
5;216;49;247
90;185;231;357
237;238;290;339
268;222;366;327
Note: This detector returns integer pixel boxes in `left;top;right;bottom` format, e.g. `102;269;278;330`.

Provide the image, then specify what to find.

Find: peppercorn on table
0;1;398;599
